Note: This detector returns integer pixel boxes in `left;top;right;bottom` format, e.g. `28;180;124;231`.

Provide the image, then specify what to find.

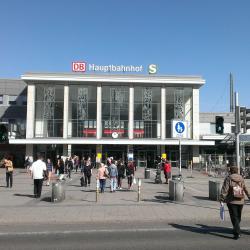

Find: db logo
72;62;86;72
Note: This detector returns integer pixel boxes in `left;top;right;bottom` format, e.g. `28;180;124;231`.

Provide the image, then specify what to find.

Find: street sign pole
235;92;240;174
179;137;182;174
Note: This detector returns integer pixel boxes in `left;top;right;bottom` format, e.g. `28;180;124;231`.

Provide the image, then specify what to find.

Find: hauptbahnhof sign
72;62;157;74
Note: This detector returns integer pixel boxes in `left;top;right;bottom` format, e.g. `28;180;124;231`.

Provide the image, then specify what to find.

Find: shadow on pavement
169;223;233;239
14;193;34;198
193;195;210;201
41;197;52;202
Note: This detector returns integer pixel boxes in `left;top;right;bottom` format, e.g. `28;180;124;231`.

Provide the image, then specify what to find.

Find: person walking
4;155;14;188
96;162;108;193
117;159;125;189
126;160;135;190
29;153;47;198
83;156;92;187
109;160;118;192
163;159;172;184
46;158;53;186
220;166;250;239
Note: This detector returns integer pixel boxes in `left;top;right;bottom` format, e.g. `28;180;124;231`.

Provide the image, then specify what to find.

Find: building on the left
0;79;27;167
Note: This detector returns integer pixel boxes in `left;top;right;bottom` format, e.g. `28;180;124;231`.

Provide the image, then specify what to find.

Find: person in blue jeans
109;160;118;192
96;163;108;193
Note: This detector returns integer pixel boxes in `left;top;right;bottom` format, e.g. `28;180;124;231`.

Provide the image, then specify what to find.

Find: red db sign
72;62;86;72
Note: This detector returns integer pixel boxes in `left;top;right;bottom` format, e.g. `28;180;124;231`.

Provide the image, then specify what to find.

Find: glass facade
166;87;193;138
102;86;129;138
134;87;161;138
68;85;97;137
35;84;64;137
33;83;193;140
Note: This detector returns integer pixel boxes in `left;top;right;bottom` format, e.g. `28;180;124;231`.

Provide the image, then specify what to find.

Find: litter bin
172;174;182;181
169;180;184;201
144;168;150;179
209;180;222;201
52;182;65;202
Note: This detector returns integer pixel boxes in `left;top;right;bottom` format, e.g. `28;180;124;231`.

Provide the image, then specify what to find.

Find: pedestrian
57;157;64;175
4;155;14;188
220;166;250;239
126;160;135;190
29;153;47;198
24;156;32;173
96;162;108;193
83;156;92;186
117;159;125;189
65;156;73;180
163;159;171;184
46;158;53;186
109;160;118;192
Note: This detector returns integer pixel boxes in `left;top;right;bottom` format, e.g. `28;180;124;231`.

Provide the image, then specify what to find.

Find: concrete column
192;145;200;168
68;100;72;138
157;103;161;138
63;85;69;139
96;84;102;139
185;94;191;139
129;86;134;139
63;144;68;156
161;87;166;139
192;88;199;140
96;144;102;163
26;84;35;138
25;144;34;162
160;145;165;156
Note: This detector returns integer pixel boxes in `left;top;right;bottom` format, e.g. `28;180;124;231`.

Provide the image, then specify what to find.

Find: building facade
0;79;27;167
7;73;214;167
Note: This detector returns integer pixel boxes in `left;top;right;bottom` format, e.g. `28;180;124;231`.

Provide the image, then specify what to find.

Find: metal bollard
96;179;99;202
137;178;141;202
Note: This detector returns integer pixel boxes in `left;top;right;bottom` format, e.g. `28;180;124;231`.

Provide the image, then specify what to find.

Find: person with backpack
220;166;250;240
108;160;118;192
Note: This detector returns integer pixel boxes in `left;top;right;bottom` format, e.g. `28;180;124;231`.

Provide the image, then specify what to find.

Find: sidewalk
0;167;250;226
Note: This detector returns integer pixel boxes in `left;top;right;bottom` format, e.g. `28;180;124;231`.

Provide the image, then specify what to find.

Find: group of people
96;158;136;193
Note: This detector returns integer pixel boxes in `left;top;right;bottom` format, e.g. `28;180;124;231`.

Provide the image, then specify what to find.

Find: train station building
4;72;215;167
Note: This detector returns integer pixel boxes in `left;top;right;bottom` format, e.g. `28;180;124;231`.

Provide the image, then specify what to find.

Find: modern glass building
10;73;214;167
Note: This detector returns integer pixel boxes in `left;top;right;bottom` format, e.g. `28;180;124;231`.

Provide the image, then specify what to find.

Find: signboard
161;153;167;159
72;62;86;72
171;120;188;138
72;61;157;74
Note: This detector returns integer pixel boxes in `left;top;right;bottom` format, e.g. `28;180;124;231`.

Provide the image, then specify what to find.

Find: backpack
230;180;244;199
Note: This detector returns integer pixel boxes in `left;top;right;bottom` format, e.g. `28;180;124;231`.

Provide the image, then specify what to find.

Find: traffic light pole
235;92;240;174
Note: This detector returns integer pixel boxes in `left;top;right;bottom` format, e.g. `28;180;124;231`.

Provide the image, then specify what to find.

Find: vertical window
134;87;161;138
0;95;3;105
102;86;129;138
69;85;97;138
35;85;64;137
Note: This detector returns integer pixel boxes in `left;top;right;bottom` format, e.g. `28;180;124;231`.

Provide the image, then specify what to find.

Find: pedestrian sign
175;122;185;134
171;120;188;138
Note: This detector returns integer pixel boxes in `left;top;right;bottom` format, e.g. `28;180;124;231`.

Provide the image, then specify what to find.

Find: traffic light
240;107;250;133
215;116;224;134
0;124;8;143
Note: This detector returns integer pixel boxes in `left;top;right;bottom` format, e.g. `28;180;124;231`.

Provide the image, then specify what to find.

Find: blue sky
0;0;250;112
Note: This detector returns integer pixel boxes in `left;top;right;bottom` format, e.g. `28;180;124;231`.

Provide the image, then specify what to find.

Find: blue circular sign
175;121;185;134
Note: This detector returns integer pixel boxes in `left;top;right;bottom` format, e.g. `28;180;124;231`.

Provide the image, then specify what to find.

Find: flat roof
21;72;205;87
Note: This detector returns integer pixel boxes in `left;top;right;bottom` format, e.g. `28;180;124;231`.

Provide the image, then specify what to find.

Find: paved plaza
0;166;250;226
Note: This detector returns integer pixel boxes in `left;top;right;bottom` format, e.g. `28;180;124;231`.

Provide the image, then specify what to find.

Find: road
0;223;250;250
